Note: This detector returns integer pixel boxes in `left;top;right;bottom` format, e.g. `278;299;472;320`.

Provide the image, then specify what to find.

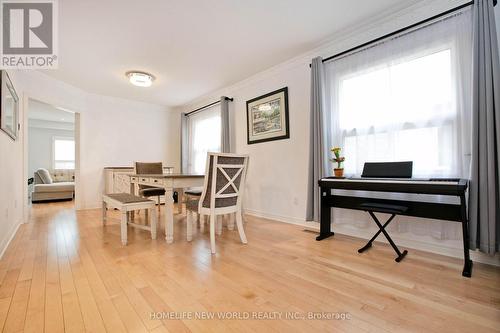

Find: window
339;50;454;176
325;11;472;178
53;137;75;169
187;105;221;174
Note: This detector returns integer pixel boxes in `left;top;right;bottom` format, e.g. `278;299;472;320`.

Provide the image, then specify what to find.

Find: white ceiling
42;0;421;107
28;99;75;123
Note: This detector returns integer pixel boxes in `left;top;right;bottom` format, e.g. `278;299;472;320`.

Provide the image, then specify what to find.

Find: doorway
24;98;80;216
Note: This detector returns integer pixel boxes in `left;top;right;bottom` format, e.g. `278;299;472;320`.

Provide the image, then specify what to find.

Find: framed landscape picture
0;70;19;141
246;87;289;144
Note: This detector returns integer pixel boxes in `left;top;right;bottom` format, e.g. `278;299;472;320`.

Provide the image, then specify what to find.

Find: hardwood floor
0;201;499;332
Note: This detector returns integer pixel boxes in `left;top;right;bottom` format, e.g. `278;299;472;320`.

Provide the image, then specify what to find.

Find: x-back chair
186;153;249;254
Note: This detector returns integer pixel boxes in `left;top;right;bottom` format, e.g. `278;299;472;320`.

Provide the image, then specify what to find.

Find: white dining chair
186;153;249;254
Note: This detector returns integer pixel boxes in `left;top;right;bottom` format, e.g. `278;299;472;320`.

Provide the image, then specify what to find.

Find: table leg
151;207;157;240
129;181;136;220
121;210;128;246
165;187;174;243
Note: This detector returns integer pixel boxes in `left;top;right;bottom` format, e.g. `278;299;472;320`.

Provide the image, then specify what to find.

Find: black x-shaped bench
357;202;408;262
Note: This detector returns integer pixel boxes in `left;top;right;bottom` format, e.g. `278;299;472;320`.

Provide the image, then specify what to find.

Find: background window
187;105;221;174
53;137;75;169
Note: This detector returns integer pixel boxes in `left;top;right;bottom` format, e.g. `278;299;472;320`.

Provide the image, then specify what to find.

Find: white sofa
32;169;75;202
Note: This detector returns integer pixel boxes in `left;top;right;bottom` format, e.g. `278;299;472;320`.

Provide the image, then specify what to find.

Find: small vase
334;168;344;178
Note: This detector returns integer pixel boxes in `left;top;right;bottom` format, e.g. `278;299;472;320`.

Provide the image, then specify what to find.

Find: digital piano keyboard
317;177;472;277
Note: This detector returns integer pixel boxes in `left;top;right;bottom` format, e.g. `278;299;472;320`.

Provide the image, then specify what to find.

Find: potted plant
330;147;345;178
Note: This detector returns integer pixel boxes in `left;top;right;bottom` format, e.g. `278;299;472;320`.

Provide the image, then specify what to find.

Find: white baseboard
244;208;307;226
0;220;22;260
245;209;500;267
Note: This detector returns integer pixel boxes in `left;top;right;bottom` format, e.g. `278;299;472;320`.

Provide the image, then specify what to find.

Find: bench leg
151;207;157;240
102;201;107;225
361;212;407;262
358;214;396;253
121;211;128;246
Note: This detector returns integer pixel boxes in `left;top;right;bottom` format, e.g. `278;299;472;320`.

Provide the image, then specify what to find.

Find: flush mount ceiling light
126;71;155;87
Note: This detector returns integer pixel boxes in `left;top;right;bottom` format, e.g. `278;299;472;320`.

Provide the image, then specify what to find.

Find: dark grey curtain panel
221;96;231;153
469;0;500;254
306;57;327;222
180;113;188;173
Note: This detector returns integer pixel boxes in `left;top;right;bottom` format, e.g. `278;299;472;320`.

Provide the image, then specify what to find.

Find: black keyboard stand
316;176;472;277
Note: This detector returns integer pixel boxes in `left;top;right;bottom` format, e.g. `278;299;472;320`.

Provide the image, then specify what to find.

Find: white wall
0;70;179;258
0;72;24;258
179;0;500;264
78;92;177;209
28;121;75;176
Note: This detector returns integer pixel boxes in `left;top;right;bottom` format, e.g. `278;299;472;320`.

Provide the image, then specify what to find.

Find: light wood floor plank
0;298;12;332
3;279;31;332
24;233;47;333
44;225;65;333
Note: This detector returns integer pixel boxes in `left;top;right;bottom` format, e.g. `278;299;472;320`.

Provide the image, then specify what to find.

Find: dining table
128;173;205;243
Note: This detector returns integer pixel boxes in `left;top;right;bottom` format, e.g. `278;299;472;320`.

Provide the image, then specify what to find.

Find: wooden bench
102;193;157;245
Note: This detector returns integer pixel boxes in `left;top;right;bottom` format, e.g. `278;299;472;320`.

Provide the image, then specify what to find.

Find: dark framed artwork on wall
246;87;289;144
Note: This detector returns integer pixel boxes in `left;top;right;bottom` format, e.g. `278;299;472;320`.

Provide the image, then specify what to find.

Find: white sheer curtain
186;104;221;174
324;10;473;240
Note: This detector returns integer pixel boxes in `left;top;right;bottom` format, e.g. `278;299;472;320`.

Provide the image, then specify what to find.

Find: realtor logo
1;0;58;68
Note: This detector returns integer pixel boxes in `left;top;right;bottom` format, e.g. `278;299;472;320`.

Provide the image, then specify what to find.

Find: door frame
22;95;82;220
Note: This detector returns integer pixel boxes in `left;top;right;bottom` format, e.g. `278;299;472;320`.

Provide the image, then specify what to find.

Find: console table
104;166;174;196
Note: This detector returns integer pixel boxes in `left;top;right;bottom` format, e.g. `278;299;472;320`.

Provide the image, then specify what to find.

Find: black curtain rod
184;97;233;117
310;0;493;67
